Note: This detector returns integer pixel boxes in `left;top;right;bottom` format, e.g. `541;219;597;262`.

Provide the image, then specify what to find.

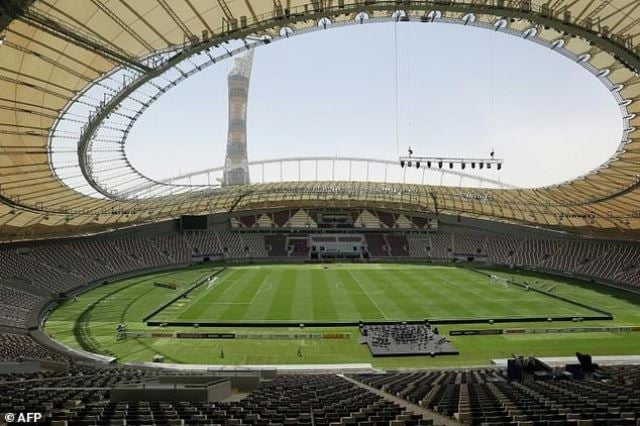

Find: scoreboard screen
180;215;208;230
318;210;353;228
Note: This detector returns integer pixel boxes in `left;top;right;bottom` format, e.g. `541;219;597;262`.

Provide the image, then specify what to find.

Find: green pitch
45;263;640;367
153;264;596;323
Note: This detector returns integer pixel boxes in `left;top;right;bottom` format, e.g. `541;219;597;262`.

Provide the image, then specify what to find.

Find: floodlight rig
399;147;503;170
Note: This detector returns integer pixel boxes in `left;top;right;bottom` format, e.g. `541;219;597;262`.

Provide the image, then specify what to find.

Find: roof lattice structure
0;0;639;240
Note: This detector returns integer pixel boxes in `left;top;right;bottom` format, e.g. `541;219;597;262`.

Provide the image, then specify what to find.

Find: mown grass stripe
311;268;339;320
365;269;425;320
265;269;296;320
340;269;386;320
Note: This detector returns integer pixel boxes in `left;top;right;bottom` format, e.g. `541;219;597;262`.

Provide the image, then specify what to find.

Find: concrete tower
223;49;254;186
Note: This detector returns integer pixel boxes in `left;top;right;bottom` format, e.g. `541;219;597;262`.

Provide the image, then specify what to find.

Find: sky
126;21;622;189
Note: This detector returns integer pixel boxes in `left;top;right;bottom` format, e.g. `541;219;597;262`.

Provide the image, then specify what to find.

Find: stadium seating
0;367;432;425
183;231;223;257
579;243;640;287
484;235;522;264
272;211;291;227
285;209;317;228
538;240;610;272
0;333;73;363
355;210;385;228
0;286;44;329
149;234;192;264
1;350;638;426
287;236;309;256
384;234;409;257
353;364;640;425
0;249;85;294
265;234;287;257
394;214;414;229
407;235;431;258
29;243;114;281
69;239;144;275
231;209;437;231
365;234;388;257
242;233;269;258
427;232;453;260
451;233;486;257
510;239;564;267
112;238;171;268
375;211;396;228
217;231;247;258
615;266;640;288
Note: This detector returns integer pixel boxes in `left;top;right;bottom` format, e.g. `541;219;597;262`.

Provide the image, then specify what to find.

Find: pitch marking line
165;276;228;318
206;276;219;290
249;280;274;304
181;270;237;309
347;270;389;320
334;281;364;296
194;271;272;307
212;280;237;296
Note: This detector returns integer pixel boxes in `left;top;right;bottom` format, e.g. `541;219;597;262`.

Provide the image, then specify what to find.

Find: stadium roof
0;0;639;240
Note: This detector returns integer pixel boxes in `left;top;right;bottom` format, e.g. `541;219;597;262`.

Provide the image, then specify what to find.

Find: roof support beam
89;0;155;53
184;0;214;35
216;0;234;22
117;1;171;46
8;5;151;73
243;0;258;23
157;0;196;42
